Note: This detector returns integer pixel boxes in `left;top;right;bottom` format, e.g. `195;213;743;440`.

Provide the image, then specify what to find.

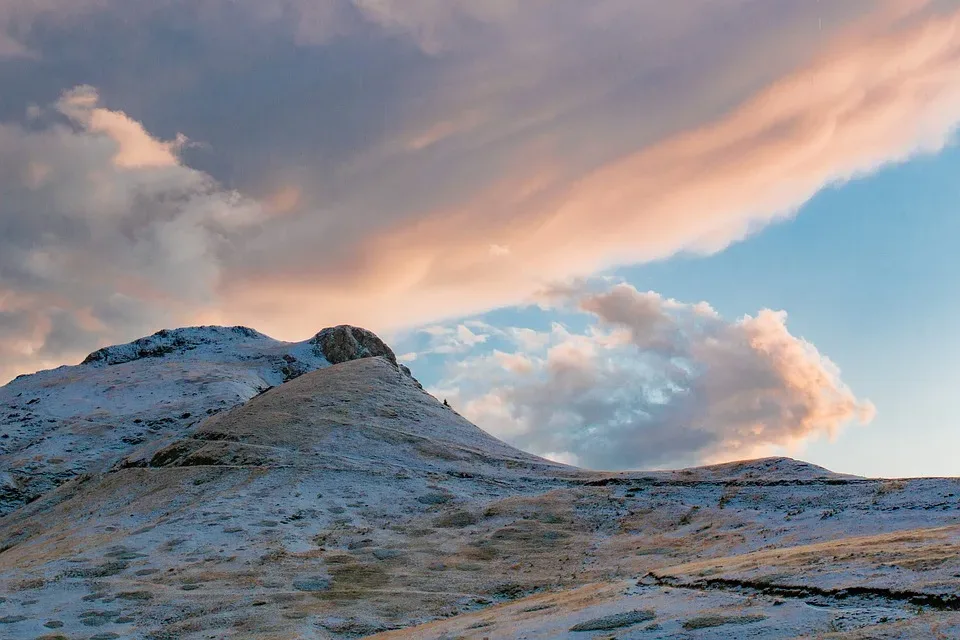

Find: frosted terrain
1;325;958;639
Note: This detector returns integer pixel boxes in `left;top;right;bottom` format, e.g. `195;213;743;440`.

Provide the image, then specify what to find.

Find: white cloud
0;87;263;383
405;323;493;359
441;282;875;470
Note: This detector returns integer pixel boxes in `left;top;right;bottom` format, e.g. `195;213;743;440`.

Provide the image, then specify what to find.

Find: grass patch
435;510;478;528
319;563;389;600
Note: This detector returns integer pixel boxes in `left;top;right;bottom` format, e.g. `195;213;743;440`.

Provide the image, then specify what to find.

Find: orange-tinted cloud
2;1;960;385
221;2;960;340
57;86;184;168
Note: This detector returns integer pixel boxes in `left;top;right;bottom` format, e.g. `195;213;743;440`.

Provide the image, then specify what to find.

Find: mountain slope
375;524;960;639
0;324;402;515
0;325;958;639
0;354;583;639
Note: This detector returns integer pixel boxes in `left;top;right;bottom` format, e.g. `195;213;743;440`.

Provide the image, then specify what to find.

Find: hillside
0;324;402;515
0;326;958;639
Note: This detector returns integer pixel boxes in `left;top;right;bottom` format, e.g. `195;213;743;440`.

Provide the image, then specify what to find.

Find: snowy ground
0;325;383;515
1;326;958;639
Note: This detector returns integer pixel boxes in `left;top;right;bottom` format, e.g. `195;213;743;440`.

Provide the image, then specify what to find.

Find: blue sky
391;144;960;477
2;1;960;476
619;144;960;478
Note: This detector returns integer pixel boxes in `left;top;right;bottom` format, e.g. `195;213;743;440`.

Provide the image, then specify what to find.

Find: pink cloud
220;2;960;340
3;1;960;384
57;86;183;169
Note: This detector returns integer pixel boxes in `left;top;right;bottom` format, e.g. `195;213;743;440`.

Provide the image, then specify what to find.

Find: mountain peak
309;324;397;366
1;323;411;514
672;456;852;481
79;323;399;370
80;325;272;366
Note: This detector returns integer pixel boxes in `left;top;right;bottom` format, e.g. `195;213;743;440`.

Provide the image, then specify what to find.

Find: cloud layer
0;87;261;381
2;1;960;382
430;283;875;470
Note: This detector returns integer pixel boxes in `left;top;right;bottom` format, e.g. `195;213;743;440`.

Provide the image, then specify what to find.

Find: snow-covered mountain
1;325;958;639
0;324;408;515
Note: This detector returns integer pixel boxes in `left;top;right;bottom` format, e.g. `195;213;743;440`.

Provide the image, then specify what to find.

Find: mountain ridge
0;324;410;516
1;324;958;639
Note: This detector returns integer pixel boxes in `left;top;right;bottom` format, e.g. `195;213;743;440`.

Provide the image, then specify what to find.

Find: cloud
217;1;960;338
0;88;262;382
401;323;493;359
2;1;960;382
56;85;184;168
435;282;875;470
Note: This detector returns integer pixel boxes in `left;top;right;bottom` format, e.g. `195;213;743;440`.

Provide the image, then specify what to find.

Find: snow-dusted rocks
80;326;272;366
0;324;416;515
0;323;958;639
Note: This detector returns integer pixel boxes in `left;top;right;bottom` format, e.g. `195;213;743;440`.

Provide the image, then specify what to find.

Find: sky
1;0;959;477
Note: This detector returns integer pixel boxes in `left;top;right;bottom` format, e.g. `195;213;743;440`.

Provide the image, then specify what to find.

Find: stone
310;326;397;366
292;576;332;592
569;609;656;631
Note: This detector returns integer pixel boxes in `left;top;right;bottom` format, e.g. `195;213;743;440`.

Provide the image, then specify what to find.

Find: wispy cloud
2;1;960;382
220;1;960;336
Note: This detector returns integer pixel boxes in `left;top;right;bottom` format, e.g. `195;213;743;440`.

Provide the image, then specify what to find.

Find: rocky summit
1;326;959;639
0;324;416;516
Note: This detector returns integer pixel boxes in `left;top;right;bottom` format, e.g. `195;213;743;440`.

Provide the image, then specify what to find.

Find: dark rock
681;614;768;630
292;576;332;592
491;583;527;599
569;609;657;631
319;617;391;636
310;326;397;366
104;550;147;560
417;492;452;505
347;539;374;550
64;561;128;578
78;610;119;627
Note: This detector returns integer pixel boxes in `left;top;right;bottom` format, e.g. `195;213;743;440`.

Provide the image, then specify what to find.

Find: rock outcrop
310;324;398;366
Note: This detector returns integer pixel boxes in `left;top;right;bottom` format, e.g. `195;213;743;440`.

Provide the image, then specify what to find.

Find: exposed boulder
310;325;397;366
